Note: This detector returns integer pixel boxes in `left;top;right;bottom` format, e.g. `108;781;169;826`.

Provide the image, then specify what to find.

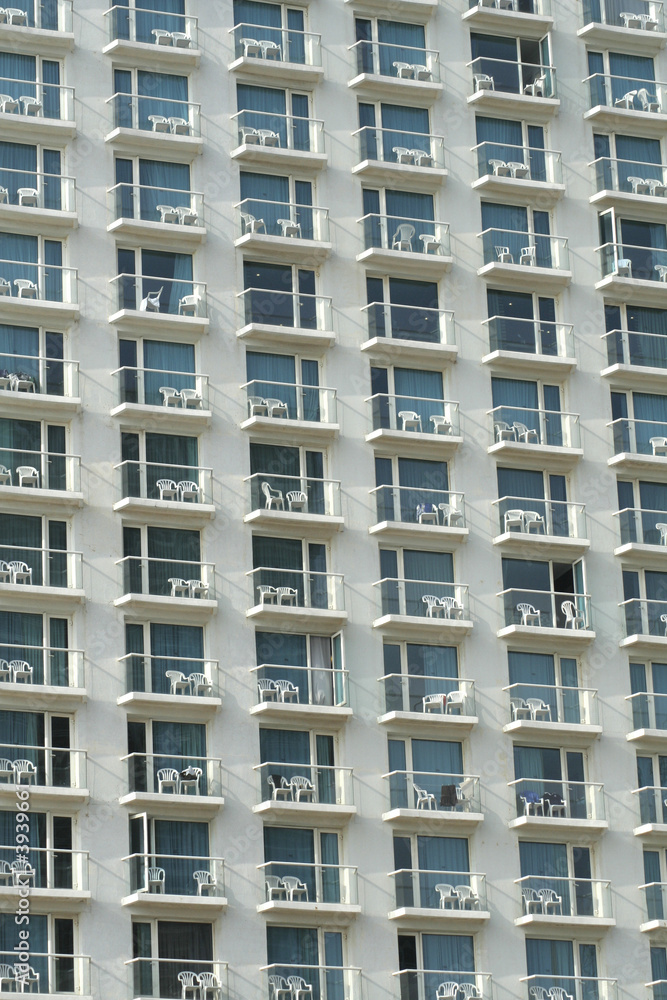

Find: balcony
0;447;82;510
382;770;483;829
105;93;201;158
104;6;200;66
0;545;84;608
356;213;452;276
503;683;601;747
640;881;667;935
596;242;667;305
515;876;613;935
244;473;343;536
482;315;575;375
111;367;210;428
489;406;583;469
121;852;226;915
117;652;221;720
497;589;595;648
607;417;667;473
0;642;85;708
366;394;461;458
253;762;356;827
241;380;339;442
394;971;492;1000
372;579;472;640
619;598;667;653
468;57;558;118
369;486;468;544
585;73;667;133
472;142;564;202
648;982;667;1000
231;110;327;171
478;229;571;290
361;303;457;367
0;168;77;230
579;0;666;53
590;158;667;220
113;461;214;523
634;785;667;837
463;0;553;35
246;568;347;632
389;869;489;929
115;556;216;618
613;507;667;563
348;40;443;100
352;126;448;191
257;861;360;923
378;674;477;734
626;691;667;748
107;184;205;244
0;744;88;808
235;198;331;263
602;328;667;387
509;778;608;837
250;663;351;726
522;978;617;1000
120;751;225;816
0;354;80;418
229;24;323;85
0;0;74;54
109;275;208;337
127;958;227;1000
236;287;334;349
0;260;78;322
0;951;90;999
492;497;589;557
0;78;75;139
0;845;90;911
262;965;360;1000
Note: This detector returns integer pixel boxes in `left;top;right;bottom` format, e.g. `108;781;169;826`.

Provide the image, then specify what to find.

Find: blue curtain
652;947;667;1000
237;84;288;145
0;611;45;684
609;52;655;106
381;103;429;161
377;20;425;77
153;820;209;896
645;850;664;920
137;71;188;131
143;341;195;406
144;433;198;499
626;306;667;369
0;710;44;780
0;513;42;583
136;0;185;44
0;914;49;992
481;203;529;264
470;32;519;93
240;171;291;237
394;367;443;431
146;526;200;596
0;417;41;486
422;934;475;998
634;392;667;454
0;142;37;207
149;623;203;695
615;134;662;192
267;928;320;1000
385;190;434;237
497;467;544;500
0;54;36;104
263;827;318;901
519;842;571;916
42;61;60;120
525;938;575;992
403;549;453;615
0;809;44;884
152;721;206;792
417;837;469;908
486;289;537;353
155;922;213;1000
138;160;190;222
246;350;297;417
475;117;523;177
508;651;557;718
0;323;39;386
0;232;38;291
140;249;193;315
390;457;448;523
492;377;540;437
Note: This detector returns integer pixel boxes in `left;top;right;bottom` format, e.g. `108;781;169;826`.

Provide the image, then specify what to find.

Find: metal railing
641;881;667;923
259;861;357;905
627;691;667;731
367;393;460;436
236;197;330;241
123;852;225;897
391;869;486;911
469;56;557;97
230;23;321;65
0;545;82;589
261;965;360;1000
590;156;667;197
383;770;481;813
254;761;354;807
370;486;465;528
109;274;207;318
115;461;213;505
510;778;605;821
0;448;80;492
498;589;592;631
648;982;667;1000
108;183;203;226
522;978;616;1000
363;302;455;347
516;875;611;919
116;556;215;601
0;352;78;397
381;674;475;717
393;971;492;1000
0;952;89;997
0;76;74;121
468;0;551;12
0;844;88;890
107;92;200;135
232;109;325;154
238;287;332;332
598;241;667;281
603;328;667;369
484;315;574;358
504;682;599;726
4;0;73;31
122;751;223;798
0;167;76;213
479;228;569;269
490;405;581;448
112;366;208;408
0;259;78;304
0;642;84;688
493;496;586;538
473;141;562;183
586;72;666;111
359;213;450;256
105;4;198;45
252;663;349;708
614;506;667;546
0;743;87;789
620;597;667;637
583;0;664;30
248;567;345;612
126;958;227;1000
245;472;341;517
353;125;446;169
120;651;218;698
243;379;337;423
634;785;667;824
349;39;441;82
608;416;667;456
374;578;469;620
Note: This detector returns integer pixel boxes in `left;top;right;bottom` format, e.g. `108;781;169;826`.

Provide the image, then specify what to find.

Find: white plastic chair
17;466;39;488
524;511;545;534
435;883;459;909
239;126;260;144
179;294;199;316
188;579;209;599
169;117;190;134
179;766;202;794
248;396;269;417
615;258;632;277
393;61;414;79
412;64;432;80
393;147;414;164
456;885;479;910
258;585;277;604
240;38;261;57
412;147;432;167
392;224;415;251
651;437;667;455
258;678;278;701
277;218;301;238
165;670;190;695
146;866;165;892
169;578;190;598
526;698;551;721
140;286;162;311
0;279;10;296
414;783;436;809
157;479;178;501
287;977;312;1000
8;560;31;584
511;698;531;721
265;876;287;900
440;596;464;619
286;490;307;511
19;95;41;115
14;278;37;298
17;187;38;206
241;212;266;234
656;265;667;283
178;481;200;502
13;759;36;783
538;887;562;914
268;774;291;799
495;421;516;441
495;245;514;263
258;129;280;146
193;870;216;895
420;234;441;254
157;767;180;793
0;95;19;113
430;414;451;434
291;775;315;801
262;482;284;509
436;983;460;1000
159;386;181;407
508;161;530;179
178;972;199;1000
656;522;667;545
520;246;536;266
504;509;525;532
439;504;464;528
620;11;644;28
561;600;585;630
513;421;539;443
422;692;447;713
277;586;297;605
416;502;439;525
151;28;172;44
638;87;660;112
148;115;170;132
628;176;650;194
474;73;494;91
283;875;308;900
524;75;547;97
423;594;445;618
157;204;179;223
522;887;543;913
10;858;35;885
189;672;212;697
177;206;198;225
275;679;298;702
518;603;541;626
489;159;511;176
260;39;282;60
399;410;422;432
266;397;288;418
0;660;10;682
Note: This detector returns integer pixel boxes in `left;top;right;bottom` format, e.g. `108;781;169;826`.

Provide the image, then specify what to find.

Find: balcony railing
115;461;213;506
246;472;341;517
363;302;455;347
0;642;84;688
590;157;667;199
374;578;469;621
0;545;82;589
121;652;218;698
238;287;332;332
490;406;581;448
259;861;357;904
468;0;552;12
474;141;562;183
109;275;207;318
123;751;223;798
504;683;599;726
0;352;78;397
262;965;359;1000
635;785;667;824
642;881;667;923
510;778;605;821
493;496;586;538
105;5;198;46
615;506;667;546
381;674;475;717
391;869;486;911
0;844;88;890
252;663;349;708
127;958;227;1000
608;416;667;457
0;167;76;213
359;213;450;256
350;39;441;82
469;56;557;97
484;315;574;358
480;228;569;269
627;691;667;731
237;198;330;241
603;328;667;369
124;852;225;897
0;259;78;304
231;23;321;65
255;761;354;807
353;125;446;169
232;109;325;154
108;183;204;227
648;982;667;1000
107;92;200;135
598;241;667;281
516;875;611;919
248;567;345;613
586;73;666;112
117;556;215;601
5;0;73;31
523;978;617;1000
244;379;337;423
0;743;87;789
0;953;89;997
368;394;460;436
584;0;664;29
113;366;208;409
620;598;667;638
384;770;481;812
371;486;465;528
394;970;492;1000
0;77;74;122
0;447;80;492
498;589;592;631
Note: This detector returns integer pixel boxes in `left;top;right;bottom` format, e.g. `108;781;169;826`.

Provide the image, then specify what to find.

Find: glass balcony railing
0;77;74;121
259;861;357;905
252;662;349;708
384;770;481;812
123;852;225;898
583;0;663;29
255;761;354;807
522;978;617;1000
232;109;325;154
238;287;332;332
498;589;592;631
115;461;213;505
598;241;667;281
121;651;218;698
109;275;207;318
608;417;667;457
493;496;587;538
113;367;208;408
0;641;84;688
0;743;87;789
367;394;460;436
230;23;321;65
0;447;80;492
0;167;76;212
0;259;77;304
590;157;667;198
359;213;451;256
468;0;552;12
490;405;581;448
123;751;223;798
473;141;562;183
635;785;667;824
627;691;667;731
108;183;204;227
0;844;88;890
469;56;557;97
0;953;89;997
107;92;200;135
504;682;599;726
615;507;667;546
363;302;455;347
0;352;78;397
245;472;341;517
262;965;360;1000
117;556;215;601
394;970;492;1000
484;314;574;358
236;198;330;241
349;39;441;82
620;597;667;637
603;328;667;369
0;545;82;589
641;881;667;921
391;869;486;912
354;125;446;169
517;875;611;919
127;958;227;1000
648;982;667;1000
105;5;198;46
243;379;337;423
510;778;605;820
479;228;569;269
381;674;475;717
3;0;73;31
370;486;465;528
248;567;345;612
586;73;666;112
374;578;469;620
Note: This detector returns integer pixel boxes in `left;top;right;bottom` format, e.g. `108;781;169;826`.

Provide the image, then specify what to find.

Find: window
242;260;318;329
112;0;187;45
0;915;76;993
481;202;554;267
0;141;64;209
593;132;664;194
0;232;64;301
0;325;65;395
588;49;656;109
240;171;315;238
254;630;345;707
122;524;202;596
362;187;435;251
470;32;553;96
623;567;667;636
486;288;559;355
629;660;667;731
0;53;63;119
604;302;667;369
249;442;328;514
246;349;321;422
113;68;189;131
128;815;211;896
0;710;73;785
0;610;71;686
382;641;459;714
358;101;432;164
365;275;441;344
0;416;67;490
116;247;195;316
259;727;336;802
114;158;192;223
650;946;667;1000
233;0;309;63
118;338;196;406
131;920;214;1000
612;388;667;456
264;827;342;903
354;17;427;77
12;0;60;30
513;745;588;817
374;455;451;524
519;841;595;918
501;555;587;628
393;834;470;909
0;512;69;586
616;476;667;546
252;535;329;608
508;650;582;723
397;932;477;995
266;926;344;1000
0;810;74;888
475;117;549;181
644;849;667;921
492;376;564;446
379;548;455;616
236;83;312;150
120;431;200;503
496;466;570;536
127;718;209;794
371;364;446;430
388;736;465;808
599;208;667;279
124;620;205;696
524;939;598;994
